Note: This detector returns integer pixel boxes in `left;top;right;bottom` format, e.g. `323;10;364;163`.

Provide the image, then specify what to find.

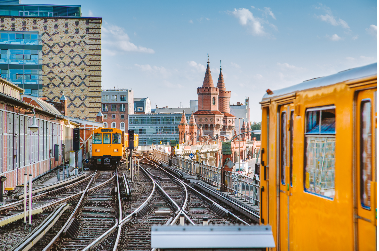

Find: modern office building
230;98;250;133
128;113;190;146
134;97;151;114
101;89;134;131
0;2;102;121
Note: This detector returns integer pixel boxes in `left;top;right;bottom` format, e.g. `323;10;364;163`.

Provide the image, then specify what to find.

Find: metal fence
151;150;260;207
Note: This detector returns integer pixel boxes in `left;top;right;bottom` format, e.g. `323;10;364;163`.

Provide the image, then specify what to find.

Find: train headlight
114;149;118;152
95;149;100;152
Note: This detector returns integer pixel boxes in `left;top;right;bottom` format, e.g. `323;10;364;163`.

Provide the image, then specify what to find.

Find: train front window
360;100;372;209
103;133;111;144
304;106;336;199
112;133;121;144
93;133;102;144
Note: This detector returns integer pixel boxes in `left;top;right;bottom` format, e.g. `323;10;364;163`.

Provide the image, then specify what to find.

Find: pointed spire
217;60;225;90
242;120;246;128
189;112;196;125
180;110;188;125
202;55;214;87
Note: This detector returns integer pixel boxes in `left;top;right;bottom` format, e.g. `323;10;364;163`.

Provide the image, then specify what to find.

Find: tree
251;122;261;130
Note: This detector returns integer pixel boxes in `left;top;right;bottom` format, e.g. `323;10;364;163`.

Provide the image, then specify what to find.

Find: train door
278;104;294;251
355;90;377;251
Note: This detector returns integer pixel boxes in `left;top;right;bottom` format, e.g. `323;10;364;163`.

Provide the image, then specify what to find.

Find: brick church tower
179;111;189;144
194;56;235;139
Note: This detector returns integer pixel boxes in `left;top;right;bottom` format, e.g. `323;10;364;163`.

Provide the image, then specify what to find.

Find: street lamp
29;112;39;133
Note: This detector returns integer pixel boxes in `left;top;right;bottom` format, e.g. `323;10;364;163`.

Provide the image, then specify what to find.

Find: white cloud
231;62;240;68
188;61;206;73
315;4;350;30
230;8;266;36
102;24;154;55
328;34;342;41
88;10;93;17
366;25;377;36
206;18;210;21
352;35;358;40
277;62;305;71
253;74;263;79
163;80;183;89
189;20;193;24
135;64;170;78
263;7;276;20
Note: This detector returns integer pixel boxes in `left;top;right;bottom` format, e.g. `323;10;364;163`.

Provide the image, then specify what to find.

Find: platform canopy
151;225;275;250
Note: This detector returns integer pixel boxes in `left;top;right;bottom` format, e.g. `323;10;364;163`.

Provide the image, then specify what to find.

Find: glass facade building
0;5;81;17
0;31;42;96
128;113;190;146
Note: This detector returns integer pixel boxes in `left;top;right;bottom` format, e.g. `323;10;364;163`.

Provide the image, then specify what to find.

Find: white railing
151;150;260;207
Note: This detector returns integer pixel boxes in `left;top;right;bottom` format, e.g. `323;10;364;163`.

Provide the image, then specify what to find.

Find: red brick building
101;89;134;131
193;57;235;139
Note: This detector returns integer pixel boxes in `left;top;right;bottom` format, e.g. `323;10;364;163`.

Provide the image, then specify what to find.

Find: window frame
93;133;102;144
304;105;336;200
359;99;372;209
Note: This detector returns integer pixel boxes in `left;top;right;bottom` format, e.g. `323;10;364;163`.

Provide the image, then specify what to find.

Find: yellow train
260;63;376;250
91;128;139;170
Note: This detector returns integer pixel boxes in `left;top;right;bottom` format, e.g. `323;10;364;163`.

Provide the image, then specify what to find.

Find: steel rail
84;167;157;251
41;174;97;251
12;204;69;251
144;159;195;226
17;172;87;200
150;157;250;225
1;173;95;213
82;172;121;251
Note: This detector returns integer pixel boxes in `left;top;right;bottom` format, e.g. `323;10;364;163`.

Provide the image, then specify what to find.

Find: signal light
95;149;100;152
114;149;118;152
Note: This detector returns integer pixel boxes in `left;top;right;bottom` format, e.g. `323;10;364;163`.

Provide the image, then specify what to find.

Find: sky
24;0;377;122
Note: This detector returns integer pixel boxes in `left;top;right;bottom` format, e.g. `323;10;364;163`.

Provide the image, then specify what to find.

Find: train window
93;133;102;144
112;133;121;144
103;133;111;144
281;112;287;185
290;111;294;186
305;106;336;199
306;108;336;134
360;100;372;209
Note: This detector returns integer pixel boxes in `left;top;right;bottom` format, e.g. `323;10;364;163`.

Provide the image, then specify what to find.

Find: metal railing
152;150;260;208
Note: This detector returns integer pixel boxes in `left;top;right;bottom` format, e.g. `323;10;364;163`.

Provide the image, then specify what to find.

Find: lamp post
28;110;39;230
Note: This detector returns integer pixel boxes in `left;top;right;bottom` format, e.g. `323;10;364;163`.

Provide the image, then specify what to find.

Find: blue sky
25;0;377;121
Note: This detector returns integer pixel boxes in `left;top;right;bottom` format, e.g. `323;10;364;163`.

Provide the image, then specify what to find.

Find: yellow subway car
260;63;376;250
92;128;125;169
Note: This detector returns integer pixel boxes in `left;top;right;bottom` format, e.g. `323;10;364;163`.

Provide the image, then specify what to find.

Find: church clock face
205;118;208;122
199;118;202;122
228;120;231;123
210;118;213;122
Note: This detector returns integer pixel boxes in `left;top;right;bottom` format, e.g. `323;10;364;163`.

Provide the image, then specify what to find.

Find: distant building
134;97;151;114
230;98;250;133
129;113;190;146
101;89;134;131
0;2;102;121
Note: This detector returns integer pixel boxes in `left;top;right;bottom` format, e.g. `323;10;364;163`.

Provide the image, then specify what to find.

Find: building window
120;122;125;131
103;114;107;119
304;106;336;199
121;114;125;119
111;104;116;111
111;122;116;128
111;95;117;101
212;97;215;105
103;95;109;102
120;104;125;112
137;107;143;111
102;104;108;112
112;114;116;119
120;95;126;101
103;122;108;128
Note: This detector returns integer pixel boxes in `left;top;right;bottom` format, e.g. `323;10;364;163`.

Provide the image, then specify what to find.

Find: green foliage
251;122;261;130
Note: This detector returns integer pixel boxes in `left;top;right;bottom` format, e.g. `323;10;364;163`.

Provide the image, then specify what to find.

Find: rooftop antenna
220;60;222;70
207;53;209;64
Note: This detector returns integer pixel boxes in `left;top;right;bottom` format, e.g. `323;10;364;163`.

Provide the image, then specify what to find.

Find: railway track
3;156;257;251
